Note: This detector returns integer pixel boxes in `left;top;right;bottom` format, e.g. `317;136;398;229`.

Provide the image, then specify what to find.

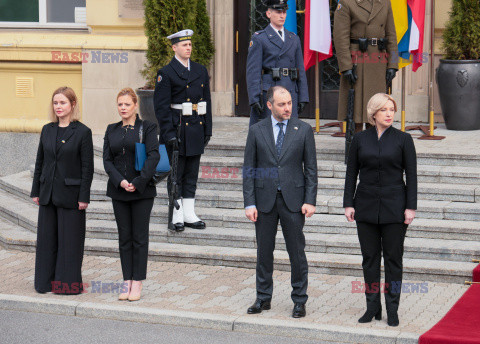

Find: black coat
243;117;318;213
343;126;417;224
103;116;160;201
154;57;212;156
30;121;94;209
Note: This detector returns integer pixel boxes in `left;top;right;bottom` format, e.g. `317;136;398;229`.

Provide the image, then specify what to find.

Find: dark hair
266;85;289;104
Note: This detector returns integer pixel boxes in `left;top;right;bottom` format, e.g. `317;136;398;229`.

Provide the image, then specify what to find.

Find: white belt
171;102;207;116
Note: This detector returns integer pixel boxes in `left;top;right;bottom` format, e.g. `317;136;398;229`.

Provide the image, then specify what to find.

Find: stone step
1;183;480;263
0;219;475;284
7;171;480;222
91;150;480;186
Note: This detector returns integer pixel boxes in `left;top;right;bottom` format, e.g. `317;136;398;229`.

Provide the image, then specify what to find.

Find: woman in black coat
103;88;160;301
31;86;94;295
343;93;417;327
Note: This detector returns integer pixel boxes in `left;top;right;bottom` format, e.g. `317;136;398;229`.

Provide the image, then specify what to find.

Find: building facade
0;0;450;133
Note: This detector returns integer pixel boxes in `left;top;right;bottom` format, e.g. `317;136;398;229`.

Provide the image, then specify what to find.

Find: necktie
278;30;283;38
276;123;285;158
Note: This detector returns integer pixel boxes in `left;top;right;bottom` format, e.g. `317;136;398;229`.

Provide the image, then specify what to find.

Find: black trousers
35;202;86;294
356;222;407;312
112;198;154;281
166;145;201;198
255;192;308;304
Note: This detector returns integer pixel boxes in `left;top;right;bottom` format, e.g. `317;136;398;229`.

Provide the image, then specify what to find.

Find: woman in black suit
31;86;94;295
344;93;417;327
103;88;159;301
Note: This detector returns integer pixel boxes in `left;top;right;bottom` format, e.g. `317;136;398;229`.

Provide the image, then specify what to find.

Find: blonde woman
343;93;417;326
31;86;94;295
103;88;159;301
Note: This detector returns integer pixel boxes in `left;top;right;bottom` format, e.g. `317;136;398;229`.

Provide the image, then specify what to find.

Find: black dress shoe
184;221;206;229
247;299;271;314
169;222;185;232
292;303;306;318
387;311;399;326
358;308;382;323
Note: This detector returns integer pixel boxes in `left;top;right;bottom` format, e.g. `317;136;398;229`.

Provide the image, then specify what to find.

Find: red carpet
473;264;480;283
419;284;480;344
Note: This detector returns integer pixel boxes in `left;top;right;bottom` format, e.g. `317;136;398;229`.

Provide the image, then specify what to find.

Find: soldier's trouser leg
181;154;201;198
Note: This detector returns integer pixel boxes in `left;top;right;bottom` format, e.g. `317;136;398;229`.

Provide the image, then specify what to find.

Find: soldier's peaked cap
266;0;289;10
167;29;194;44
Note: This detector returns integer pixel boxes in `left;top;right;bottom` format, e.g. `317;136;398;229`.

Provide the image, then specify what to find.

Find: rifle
345;64;356;164
167;123;181;231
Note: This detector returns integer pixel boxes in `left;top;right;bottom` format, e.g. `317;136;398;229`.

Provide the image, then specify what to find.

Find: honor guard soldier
334;0;398;131
154;29;212;232
246;0;309;127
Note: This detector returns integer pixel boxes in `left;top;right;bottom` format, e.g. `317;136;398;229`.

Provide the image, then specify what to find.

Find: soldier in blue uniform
154;29;212;232
246;0;309;126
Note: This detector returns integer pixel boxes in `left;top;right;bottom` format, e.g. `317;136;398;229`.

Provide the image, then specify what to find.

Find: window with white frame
0;0;87;27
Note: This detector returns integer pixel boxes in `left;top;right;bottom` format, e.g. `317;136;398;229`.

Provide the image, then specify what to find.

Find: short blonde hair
367;93;397;125
49;87;80;122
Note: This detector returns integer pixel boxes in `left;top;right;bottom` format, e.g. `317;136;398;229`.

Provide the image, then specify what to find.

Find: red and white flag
304;0;333;71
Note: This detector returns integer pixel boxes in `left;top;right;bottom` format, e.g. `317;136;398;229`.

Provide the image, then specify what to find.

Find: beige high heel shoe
118;280;132;301
128;280;142;302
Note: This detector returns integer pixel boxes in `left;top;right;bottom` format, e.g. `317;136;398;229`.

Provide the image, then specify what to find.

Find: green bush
142;0;215;88
443;0;480;60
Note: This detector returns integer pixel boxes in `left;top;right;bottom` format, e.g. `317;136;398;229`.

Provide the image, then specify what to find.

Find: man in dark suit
246;0;309;126
243;85;317;318
154;29;213;232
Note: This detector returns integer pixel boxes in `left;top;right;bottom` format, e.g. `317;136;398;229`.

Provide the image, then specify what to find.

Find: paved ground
0;247;468;341
0;309;320;344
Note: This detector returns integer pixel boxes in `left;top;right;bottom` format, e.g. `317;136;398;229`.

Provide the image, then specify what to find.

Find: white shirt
270;24;285;42
175;55;190;70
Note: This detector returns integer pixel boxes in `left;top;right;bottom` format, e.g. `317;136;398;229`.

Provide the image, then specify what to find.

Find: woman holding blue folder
103;88;160;301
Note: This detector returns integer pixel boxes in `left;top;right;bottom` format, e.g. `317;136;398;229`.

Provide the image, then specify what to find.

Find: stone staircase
0;138;478;284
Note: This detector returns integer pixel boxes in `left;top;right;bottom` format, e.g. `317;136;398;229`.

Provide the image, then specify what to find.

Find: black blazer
103;116;160;201
243;117;318;213
343;126;417;224
30;121;94;209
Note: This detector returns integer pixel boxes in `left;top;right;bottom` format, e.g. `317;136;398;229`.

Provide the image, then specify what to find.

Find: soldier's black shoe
184;221;206;229
292;303;306;318
247;299;271;314
169;223;185;232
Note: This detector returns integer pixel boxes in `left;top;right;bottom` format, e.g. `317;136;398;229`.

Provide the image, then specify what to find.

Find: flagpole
315;52;320;133
418;0;445;140
401;68;406;132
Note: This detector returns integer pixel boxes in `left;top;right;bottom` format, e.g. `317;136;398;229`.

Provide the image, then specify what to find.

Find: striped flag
392;0;426;71
303;0;332;71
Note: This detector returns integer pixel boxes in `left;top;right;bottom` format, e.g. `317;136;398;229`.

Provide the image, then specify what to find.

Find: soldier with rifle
154;30;212;232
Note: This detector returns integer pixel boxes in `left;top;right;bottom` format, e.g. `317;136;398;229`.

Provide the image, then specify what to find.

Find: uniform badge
337;1;342;10
157;75;162;83
249;41;253;47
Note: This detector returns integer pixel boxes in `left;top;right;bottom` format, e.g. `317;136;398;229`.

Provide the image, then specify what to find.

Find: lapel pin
294;127;298;130
61;140;65;143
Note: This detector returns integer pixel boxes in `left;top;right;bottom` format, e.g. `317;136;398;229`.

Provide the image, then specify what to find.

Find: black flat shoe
292;303;306;318
358;308;382;323
247;299;271;314
387;311;399;326
169;222;185;232
184;221;206;229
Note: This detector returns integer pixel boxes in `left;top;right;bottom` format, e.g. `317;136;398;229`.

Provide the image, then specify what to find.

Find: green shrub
443;0;480;60
142;0;215;88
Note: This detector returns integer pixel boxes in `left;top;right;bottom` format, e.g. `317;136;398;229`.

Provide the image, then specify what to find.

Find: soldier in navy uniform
246;0;309;126
154;29;212;232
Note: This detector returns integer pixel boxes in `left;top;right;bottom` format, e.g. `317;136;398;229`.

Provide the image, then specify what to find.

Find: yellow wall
86;0;144;34
0;62;82;123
